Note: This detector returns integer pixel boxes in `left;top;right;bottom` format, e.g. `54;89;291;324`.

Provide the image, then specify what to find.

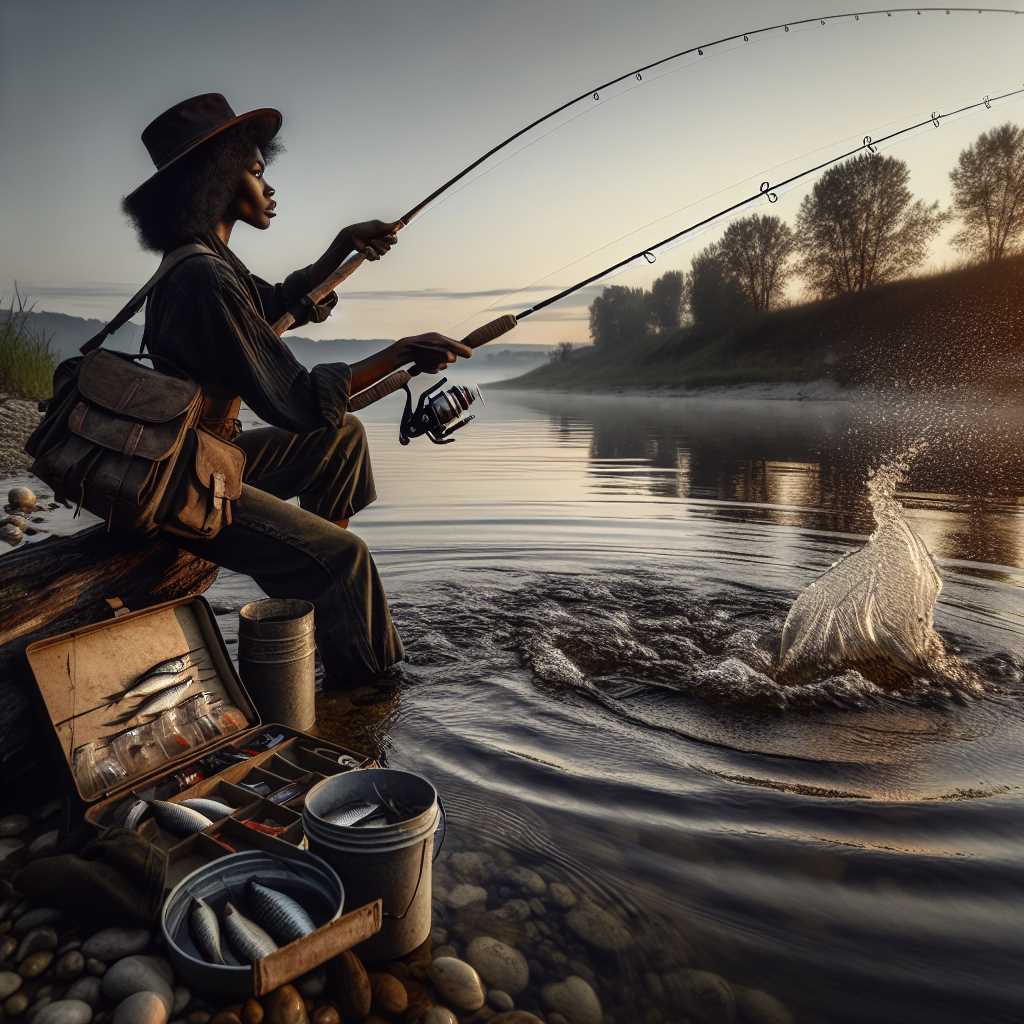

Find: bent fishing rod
344;81;1024;434
272;5;1023;335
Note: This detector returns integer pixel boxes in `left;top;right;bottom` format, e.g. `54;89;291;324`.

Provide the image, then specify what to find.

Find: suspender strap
79;243;215;355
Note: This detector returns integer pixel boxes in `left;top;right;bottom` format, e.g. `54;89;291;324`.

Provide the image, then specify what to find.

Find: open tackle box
24;595;384;991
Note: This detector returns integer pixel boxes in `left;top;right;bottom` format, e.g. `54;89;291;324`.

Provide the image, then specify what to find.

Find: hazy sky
3;0;1024;345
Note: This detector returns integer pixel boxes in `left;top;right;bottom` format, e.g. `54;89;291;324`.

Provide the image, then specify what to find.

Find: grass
0;288;57;400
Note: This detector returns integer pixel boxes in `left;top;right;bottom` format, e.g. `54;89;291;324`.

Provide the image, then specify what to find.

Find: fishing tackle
398;379;482;445
274;6;1024;333
347;81;1024;417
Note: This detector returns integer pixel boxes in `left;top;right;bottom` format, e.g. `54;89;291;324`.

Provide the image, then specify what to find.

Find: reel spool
399;378;483;445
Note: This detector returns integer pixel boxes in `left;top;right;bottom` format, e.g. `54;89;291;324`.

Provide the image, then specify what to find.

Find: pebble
490;1014;545;1024
329;950;370;1019
310;1009;339;1024
56;951;86;981
82;929;151;962
501;868;546;897
429;957;485;1012
112;991;168;1024
448;884;488;910
467;937;529;995
666;969;735;1024
422;1009;458;1024
101;956;173;1009
65;977;102;1008
8;487;37;513
261;984;307;1024
34;799;62;822
434;944;458;959
85;959;106;977
29;831;60;858
33;1000;94;1024
488;989;514;1011
57;939;83;956
370;973;407;1014
17;926;58;962
0;524;23;546
0;839;26;863
735;988;793;1024
295;971;325;999
241;997;263;1024
18;950;54;978
496;899;531;923
172;986;191;1015
450;852;490;885
541;976;603;1024
186;1013;212;1024
0;816;30;838
210;1012;242;1024
14;907;62;932
5;990;29;1016
0;970;21;997
565;904;632;952
0;935;16;960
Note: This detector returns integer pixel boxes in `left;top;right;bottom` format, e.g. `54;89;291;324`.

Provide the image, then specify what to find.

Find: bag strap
80;243;215;355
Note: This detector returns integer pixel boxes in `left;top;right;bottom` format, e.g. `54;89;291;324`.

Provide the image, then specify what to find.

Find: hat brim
125;106;282;200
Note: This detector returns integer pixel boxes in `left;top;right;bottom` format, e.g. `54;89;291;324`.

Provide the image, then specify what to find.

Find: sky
2;0;1024;345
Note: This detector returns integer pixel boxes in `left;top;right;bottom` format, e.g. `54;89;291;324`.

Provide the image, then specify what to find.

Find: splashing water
778;446;979;691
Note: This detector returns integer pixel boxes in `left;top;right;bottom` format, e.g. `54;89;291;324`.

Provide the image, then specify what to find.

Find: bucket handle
383;797;447;923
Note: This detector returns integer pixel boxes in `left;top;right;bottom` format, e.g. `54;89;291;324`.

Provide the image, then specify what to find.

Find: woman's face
230;146;276;229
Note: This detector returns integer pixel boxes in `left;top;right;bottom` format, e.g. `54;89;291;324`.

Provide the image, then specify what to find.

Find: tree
717;214;796;311
548;341;575;363
685;243;753;331
647;270;686;332
950;122;1024;263
588;285;650;348
795;153;946;298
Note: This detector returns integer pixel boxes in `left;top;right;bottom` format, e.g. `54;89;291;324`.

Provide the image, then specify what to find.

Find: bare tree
950;122;1024;263
717;214;796;311
795;154;946;298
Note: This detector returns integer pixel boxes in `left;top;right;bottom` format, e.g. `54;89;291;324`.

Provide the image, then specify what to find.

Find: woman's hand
345;220;400;261
391;333;473;374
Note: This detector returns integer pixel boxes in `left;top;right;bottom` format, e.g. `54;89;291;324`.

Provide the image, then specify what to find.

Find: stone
29;831;59;858
210;1012;242;1024
430;927;448;946
547;883;577;910
187;1013;212;1024
16;926;58;962
57;939;83;956
33;1001;94;1024
466;937;529;996
5;990;29;1016
735;988;793;1024
56;951;86;982
310;1009;339;1024
664;970;735;1024
495;899;531;924
565;904;632;953
34;800;62;822
450;852;490;885
490;1015;545;1024
434;944;458;959
295;971;325;999
14;908;62;932
428;957;485;1012
500;868;546;897
422;1009;458;1024
101;956;173;1010
65;978;102;1008
1;935;18;961
0;816;30;838
369;972;407;1014
112;991;168;1024
0;839;26;864
0;970;21;997
8;487;37;513
85;959;106;977
328;950;370;1019
18;950;54;978
172;987;191;1015
448;884;487;910
541;976;603;1024
82;929;151;962
488;989;514;1011
240;997;263;1024
0;524;23;546
262;985;308;1024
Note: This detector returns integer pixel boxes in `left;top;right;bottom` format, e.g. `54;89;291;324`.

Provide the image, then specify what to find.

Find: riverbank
0;395;40;477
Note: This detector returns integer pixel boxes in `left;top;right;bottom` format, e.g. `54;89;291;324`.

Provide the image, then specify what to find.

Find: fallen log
0;525;217;781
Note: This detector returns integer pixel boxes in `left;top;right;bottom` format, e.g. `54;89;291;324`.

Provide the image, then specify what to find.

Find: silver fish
149;800;213;836
246;880;316;944
105;678;195;726
105;648;205;702
180;798;234;820
322;801;381;827
189;896;225;964
223;901;278;962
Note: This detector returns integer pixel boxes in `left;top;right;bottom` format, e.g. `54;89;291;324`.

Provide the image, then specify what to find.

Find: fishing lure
148;799;213;836
180;798;235;820
188;896;226;964
246;880;316;944
223;902;278;962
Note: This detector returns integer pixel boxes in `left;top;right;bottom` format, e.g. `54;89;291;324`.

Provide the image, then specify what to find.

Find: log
0;525;217;780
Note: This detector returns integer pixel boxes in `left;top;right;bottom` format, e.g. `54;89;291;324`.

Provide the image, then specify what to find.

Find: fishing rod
272;5;1023;335
346;82;1024;435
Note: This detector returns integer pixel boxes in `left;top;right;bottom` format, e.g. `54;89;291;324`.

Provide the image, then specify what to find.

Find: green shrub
0;288;56;400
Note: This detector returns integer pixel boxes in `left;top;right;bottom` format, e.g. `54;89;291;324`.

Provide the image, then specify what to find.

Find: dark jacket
142;232;351;433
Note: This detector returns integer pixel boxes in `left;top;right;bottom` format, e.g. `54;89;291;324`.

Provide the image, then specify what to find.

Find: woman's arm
348;334;473;395
307;219;400;286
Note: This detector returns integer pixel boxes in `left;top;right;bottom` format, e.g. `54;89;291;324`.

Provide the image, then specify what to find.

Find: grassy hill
494;255;1024;396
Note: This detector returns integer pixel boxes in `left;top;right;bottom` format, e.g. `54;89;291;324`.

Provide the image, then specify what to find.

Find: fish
246;880;316;944
180;798;235;820
222;901;278;962
149;799;213;836
104;648;206;702
322;800;381;827
104;678;195;727
188;896;225;964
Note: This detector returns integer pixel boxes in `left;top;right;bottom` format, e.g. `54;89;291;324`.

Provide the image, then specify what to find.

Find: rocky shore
0;396;40;478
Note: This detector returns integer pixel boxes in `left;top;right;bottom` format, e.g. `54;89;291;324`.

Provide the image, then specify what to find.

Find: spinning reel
399;378;483;445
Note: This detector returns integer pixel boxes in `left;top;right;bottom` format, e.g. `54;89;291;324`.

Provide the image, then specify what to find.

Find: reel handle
348;314;517;412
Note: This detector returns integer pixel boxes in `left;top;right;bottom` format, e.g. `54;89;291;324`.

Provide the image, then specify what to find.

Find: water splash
778;446;981;692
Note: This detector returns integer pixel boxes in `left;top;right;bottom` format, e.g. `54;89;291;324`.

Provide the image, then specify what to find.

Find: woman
122;93;470;686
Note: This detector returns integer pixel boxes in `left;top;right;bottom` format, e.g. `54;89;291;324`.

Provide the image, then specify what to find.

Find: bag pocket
162;428;245;540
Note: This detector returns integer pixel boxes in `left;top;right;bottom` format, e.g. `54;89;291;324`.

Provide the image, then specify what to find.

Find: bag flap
69;401;188;461
78;350;199;423
195;430;245;499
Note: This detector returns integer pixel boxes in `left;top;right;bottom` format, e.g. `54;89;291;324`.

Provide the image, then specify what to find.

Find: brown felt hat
126;92;282;197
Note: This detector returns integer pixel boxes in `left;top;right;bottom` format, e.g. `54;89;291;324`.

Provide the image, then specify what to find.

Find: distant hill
493;255;1024;396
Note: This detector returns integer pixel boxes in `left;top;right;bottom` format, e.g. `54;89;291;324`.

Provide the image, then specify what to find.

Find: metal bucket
303;768;440;963
238;598;316;730
161;850;344;998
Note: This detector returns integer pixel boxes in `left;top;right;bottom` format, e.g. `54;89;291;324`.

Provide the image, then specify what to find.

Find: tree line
580;122;1024;349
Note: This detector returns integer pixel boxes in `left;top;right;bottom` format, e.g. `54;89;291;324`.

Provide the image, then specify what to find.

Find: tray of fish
161;849;380;998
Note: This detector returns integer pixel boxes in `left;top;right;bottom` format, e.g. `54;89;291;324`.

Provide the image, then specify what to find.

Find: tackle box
24;594;384;992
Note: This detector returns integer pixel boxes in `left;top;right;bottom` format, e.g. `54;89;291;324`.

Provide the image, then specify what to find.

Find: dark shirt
142;232;351;433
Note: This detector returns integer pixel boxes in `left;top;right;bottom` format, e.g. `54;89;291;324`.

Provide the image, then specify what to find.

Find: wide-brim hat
126;92;282;199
